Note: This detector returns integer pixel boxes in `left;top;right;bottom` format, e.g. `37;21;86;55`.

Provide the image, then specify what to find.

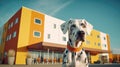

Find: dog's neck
67;39;83;52
68;39;82;48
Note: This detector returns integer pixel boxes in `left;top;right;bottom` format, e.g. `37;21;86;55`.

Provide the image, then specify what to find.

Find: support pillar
52;51;54;64
47;49;49;64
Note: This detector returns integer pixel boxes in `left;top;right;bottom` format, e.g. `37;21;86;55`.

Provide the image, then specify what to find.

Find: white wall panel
100;32;108;50
44;15;68;45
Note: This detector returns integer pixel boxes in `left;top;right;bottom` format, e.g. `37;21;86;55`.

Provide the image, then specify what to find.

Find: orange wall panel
28;11;45;45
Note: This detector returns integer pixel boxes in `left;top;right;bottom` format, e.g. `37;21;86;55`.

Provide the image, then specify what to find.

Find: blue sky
0;0;120;50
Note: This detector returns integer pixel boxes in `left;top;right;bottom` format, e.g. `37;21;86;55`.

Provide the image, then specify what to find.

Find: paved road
0;64;120;67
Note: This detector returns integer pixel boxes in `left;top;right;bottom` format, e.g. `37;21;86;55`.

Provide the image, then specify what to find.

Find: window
104;37;106;40
34;31;41;38
94;42;96;45
13;31;16;38
48;34;51;39
91;33;92;36
104;44;106;47
6;34;12;41
15;17;19;24
53;24;56;29
98;43;101;46
97;35;100;38
62;37;66;41
11;22;13;28
6;35;9;41
86;40;90;44
9;34;11;40
8;24;11;29
34;18;41;24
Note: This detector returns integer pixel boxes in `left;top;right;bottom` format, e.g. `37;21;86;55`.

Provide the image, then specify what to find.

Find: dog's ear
60;21;69;34
83;19;93;35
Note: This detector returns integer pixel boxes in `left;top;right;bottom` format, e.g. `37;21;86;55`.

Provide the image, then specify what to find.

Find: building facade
0;7;111;64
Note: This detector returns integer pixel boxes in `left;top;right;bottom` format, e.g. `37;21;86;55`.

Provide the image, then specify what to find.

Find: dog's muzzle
76;31;85;42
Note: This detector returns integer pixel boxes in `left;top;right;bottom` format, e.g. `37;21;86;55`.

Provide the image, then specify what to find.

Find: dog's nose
81;31;85;34
77;31;85;35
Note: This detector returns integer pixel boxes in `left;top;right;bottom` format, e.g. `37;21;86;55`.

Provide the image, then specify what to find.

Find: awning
27;42;66;53
27;42;110;54
84;47;111;55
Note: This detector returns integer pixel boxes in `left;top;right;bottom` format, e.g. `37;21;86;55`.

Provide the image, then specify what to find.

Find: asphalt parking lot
0;64;120;67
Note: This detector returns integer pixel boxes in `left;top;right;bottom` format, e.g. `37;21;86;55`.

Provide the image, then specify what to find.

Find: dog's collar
67;43;83;52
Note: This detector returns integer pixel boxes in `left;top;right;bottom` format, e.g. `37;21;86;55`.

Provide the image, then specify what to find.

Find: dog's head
61;19;93;47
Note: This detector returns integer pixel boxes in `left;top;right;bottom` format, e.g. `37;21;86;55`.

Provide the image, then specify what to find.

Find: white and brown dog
61;19;93;67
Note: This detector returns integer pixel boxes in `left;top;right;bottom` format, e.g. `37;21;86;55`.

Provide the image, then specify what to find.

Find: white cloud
49;0;74;16
31;0;74;16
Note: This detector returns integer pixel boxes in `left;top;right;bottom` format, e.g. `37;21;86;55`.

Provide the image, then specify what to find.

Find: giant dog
61;19;93;67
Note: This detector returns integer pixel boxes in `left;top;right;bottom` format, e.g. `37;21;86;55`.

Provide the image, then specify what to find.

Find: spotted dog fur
61;19;93;67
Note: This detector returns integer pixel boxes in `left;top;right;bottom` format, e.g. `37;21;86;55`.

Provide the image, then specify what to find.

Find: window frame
33;31;41;38
10;22;13;28
62;36;66;41
47;34;51;39
53;24;56;29
15;17;19;24
34;18;42;25
9;34;12;40
13;31;17;38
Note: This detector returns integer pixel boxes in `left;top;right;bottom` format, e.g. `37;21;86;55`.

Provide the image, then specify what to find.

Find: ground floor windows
29;50;63;64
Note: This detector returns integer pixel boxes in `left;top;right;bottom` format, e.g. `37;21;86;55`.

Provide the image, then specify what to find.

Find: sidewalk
0;64;120;67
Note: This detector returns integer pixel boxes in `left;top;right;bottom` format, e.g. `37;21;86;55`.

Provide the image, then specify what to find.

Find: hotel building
0;7;112;64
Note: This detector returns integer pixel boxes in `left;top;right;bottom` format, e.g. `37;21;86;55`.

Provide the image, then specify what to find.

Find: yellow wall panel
16;7;31;64
17;7;31;48
84;30;102;49
16;51;27;64
91;54;99;63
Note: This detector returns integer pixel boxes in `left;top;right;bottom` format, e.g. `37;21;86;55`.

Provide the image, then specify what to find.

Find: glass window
35;18;41;24
15;17;19;24
53;24;56;29
6;35;9;41
13;31;16;38
9;34;11;40
62;37;66;41
86;40;90;44
98;43;101;46
104;44;106;47
8;24;11;29
94;42;96;45
104;37;106;40
48;34;50;39
34;31;41;38
91;33;92;36
97;35;100;38
11;22;13;28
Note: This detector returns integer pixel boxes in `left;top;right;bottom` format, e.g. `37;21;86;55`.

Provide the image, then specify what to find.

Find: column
52;51;54;64
43;53;45;64
87;52;91;63
47;49;49;64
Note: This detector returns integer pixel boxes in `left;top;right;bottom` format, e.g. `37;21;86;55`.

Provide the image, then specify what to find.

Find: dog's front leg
62;49;72;67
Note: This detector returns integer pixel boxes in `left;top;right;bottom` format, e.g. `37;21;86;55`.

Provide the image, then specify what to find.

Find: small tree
8;49;15;57
26;53;32;65
26;53;32;58
8;49;15;65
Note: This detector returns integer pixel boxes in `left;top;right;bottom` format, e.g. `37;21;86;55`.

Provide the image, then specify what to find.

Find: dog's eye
70;25;76;31
80;23;86;28
71;25;76;28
